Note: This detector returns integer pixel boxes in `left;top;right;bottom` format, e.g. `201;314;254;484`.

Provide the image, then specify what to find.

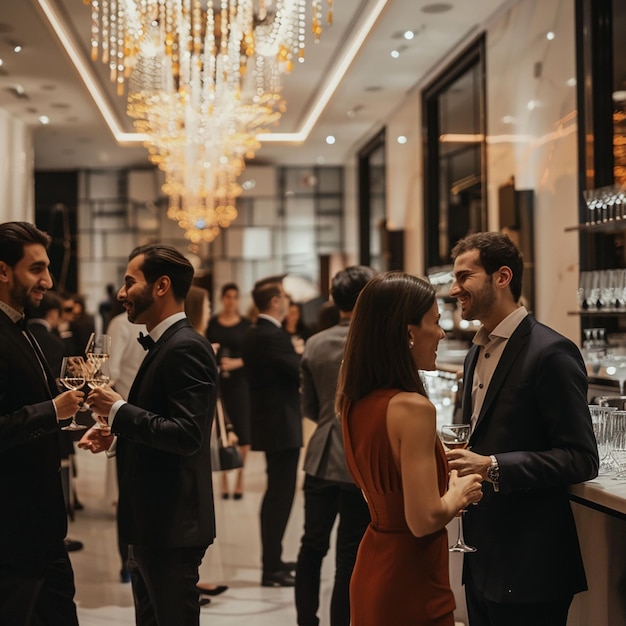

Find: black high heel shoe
197;584;228;596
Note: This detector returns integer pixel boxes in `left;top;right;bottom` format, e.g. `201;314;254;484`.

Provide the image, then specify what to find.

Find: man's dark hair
129;244;194;302
451;232;524;302
331;265;377;312
0;222;50;267
252;278;283;313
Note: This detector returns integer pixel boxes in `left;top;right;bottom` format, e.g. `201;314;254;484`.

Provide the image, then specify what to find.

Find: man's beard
126;286;154;323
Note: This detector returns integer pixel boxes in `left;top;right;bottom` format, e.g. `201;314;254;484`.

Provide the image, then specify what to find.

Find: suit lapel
472;315;534;434
0;312;56;398
128;318;191;402
463;345;479;424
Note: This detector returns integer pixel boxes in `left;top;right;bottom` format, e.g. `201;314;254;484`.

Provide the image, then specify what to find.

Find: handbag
215;396;243;471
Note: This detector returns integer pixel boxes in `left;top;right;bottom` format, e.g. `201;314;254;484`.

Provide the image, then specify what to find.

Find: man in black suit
0;221;84;625
296;266;375;626
27;290;85;531
80;243;217;625
242;277;302;587
446;232;598;626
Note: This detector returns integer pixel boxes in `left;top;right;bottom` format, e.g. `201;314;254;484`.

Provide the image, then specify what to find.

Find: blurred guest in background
282;299;311;355
295;266;375;626
70;294;96;355
242;276;302;587
207;283;251;500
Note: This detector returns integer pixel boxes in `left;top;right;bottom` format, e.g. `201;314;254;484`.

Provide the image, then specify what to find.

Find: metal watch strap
489;454;500;492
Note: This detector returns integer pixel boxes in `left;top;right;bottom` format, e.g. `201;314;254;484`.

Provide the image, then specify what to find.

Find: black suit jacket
461;314;599;603
242;318;302;452
0;310;67;566
112;318;217;549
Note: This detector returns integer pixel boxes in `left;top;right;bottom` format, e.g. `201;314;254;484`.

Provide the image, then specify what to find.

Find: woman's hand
448;469;483;510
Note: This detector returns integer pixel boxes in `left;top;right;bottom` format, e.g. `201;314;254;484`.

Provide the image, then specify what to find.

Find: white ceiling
0;0;513;171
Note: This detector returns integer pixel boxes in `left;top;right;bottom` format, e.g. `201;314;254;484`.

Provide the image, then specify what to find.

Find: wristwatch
487;455;500;492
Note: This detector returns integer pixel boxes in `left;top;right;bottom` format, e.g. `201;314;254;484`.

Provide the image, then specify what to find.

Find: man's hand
446;448;492;480
77;425;114;454
53;390;85;421
86;385;123;417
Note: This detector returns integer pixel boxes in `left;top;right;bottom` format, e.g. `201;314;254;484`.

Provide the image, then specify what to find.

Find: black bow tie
137;332;155;351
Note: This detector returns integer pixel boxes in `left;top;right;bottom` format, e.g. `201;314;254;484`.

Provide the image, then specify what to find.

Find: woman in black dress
207;283;251;499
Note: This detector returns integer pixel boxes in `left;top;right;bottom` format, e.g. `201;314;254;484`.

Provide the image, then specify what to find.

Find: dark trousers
465;577;573;626
295;474;370;626
261;448;300;573
0;541;78;626
128;544;206;626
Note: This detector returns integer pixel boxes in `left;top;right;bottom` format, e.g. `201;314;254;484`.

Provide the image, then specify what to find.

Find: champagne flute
85;332;111;367
85;333;112;432
440;423;477;553
59;356;88;431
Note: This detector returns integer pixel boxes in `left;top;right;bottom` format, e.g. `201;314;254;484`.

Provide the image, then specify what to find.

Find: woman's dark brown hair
336;272;436;419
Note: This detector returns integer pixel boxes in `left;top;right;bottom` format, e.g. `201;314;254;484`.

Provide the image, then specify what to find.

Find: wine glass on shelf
59;356;88;431
439;424;477;553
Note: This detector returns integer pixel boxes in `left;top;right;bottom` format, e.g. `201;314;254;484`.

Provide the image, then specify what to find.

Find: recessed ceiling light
527;100;536;111
390;49;400;59
242;179;256;190
403;30;414;40
347;109;357;118
13;44;22;53
397;135;408;144
0;58;3;67
326;135;336;145
546;31;555;41
39;115;50;125
421;3;453;14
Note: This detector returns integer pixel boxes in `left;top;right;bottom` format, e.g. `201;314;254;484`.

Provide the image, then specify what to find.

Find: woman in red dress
337;272;483;625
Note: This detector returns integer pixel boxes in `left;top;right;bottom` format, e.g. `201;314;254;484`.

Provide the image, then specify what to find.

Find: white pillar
0;107;35;223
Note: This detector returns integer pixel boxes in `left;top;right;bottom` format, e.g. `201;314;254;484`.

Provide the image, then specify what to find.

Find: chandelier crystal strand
86;0;332;242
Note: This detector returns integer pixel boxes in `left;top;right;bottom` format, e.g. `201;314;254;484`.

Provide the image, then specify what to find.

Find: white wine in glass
440;424;477;553
59;356;88;431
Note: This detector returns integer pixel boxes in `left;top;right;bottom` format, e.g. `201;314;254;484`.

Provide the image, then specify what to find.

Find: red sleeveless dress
342;389;456;626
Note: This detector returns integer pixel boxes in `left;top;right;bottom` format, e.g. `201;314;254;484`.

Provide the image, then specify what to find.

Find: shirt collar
257;313;282;328
473;306;528;347
0;300;23;324
148;311;187;343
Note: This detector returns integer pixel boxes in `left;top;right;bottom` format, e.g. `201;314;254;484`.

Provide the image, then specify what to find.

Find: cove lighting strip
36;0;390;146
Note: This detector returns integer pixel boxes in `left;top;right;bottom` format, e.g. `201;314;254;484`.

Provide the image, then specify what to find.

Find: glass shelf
565;221;626;234
568;310;626;316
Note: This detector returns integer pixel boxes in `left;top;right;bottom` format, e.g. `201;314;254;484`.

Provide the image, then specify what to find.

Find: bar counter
567;476;626;626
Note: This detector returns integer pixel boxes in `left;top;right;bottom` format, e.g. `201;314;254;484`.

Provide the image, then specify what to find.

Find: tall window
423;36;487;271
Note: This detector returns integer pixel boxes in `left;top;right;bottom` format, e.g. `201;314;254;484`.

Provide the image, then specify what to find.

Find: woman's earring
409;340;414;349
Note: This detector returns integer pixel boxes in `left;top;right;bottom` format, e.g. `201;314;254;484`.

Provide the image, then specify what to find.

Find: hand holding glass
440;424;477;553
59;356;88;431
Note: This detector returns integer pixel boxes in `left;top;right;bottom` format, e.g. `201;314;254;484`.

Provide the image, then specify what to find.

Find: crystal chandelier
85;0;333;242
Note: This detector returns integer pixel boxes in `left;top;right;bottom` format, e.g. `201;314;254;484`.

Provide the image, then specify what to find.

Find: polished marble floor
69;445;334;625
68;440;467;625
